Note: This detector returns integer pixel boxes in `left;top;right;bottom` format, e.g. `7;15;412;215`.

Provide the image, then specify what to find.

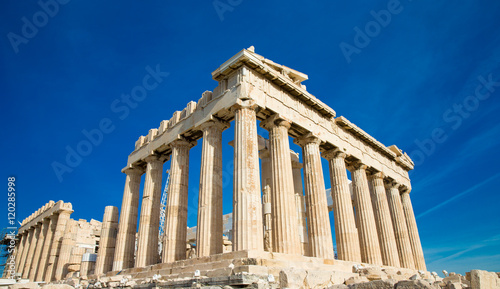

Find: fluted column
295;135;333;259
136;155;164;267
232;100;263;252
197;120;228;257
292;160;309;256
401;189;426;270
54;219;76;280
113;167;143;271
163;139;192;262
369;173;400;267
80;253;97;278
260;150;272;252
262;185;272;252
350;161;383;265
36;215;57;281
30;219;50;280
15;232;28;274
95;206;119;275
21;228;34;278
45;209;72;282
386;181;415;269
261;114;300;255
324;150;361;262
23;225;41;279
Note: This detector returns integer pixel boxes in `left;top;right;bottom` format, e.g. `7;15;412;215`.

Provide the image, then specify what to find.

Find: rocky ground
7;268;500;289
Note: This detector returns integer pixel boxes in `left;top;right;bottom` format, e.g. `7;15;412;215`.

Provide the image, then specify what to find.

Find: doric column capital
199;118;230;132
294;133;321;147
260;114;291;130
170;137;197;150
122;165;144;176
322;148;347;160
57;207;73;216
145;154;169;164
348;160;368;171
368;172;385;180
231;99;258;111
384;180;400;190
399;185;411;194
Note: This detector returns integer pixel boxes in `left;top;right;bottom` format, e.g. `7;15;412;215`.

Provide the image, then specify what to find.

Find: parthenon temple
12;47;428;285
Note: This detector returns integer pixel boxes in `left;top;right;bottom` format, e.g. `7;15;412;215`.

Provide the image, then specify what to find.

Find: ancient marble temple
112;47;425;273
14;47;426;283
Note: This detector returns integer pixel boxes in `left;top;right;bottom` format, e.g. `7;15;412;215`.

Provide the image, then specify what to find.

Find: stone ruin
8;47;500;288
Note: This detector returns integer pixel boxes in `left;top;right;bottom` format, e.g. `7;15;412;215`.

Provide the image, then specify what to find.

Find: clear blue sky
1;0;499;276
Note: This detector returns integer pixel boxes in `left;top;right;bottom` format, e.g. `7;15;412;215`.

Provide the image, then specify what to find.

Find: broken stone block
470;270;500;289
345;276;369;285
443;275;461;284
279;268;307;289
108;276;122;282
349;279;397;289
446;282;462;289
360;267;387;281
411;274;421;280
396;279;433;289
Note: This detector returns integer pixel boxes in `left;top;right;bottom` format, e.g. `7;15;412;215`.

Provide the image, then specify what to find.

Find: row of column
111;99;425;275
14;208;73;282
113;132;211;271
324;150;426;270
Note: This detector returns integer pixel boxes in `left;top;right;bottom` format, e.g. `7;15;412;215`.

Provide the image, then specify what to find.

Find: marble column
232;100;263;252
401;189;426;270
45;209;72;282
136;155;164;268
295;135;334;259
80;253;97;278
262;184;272;252
55;219;76;280
261;114;300;255
36;215;57;281
197;120;228;257
350;162;383;265
15;232;28;274
260;150;272;252
23;225;41;279
292;160;309;256
369;173;400;267
163;139;192;262
386;182;415;269
324;149;361;262
20;228;35;279
113;167;143;271
95;206;119;275
30;218;50;280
